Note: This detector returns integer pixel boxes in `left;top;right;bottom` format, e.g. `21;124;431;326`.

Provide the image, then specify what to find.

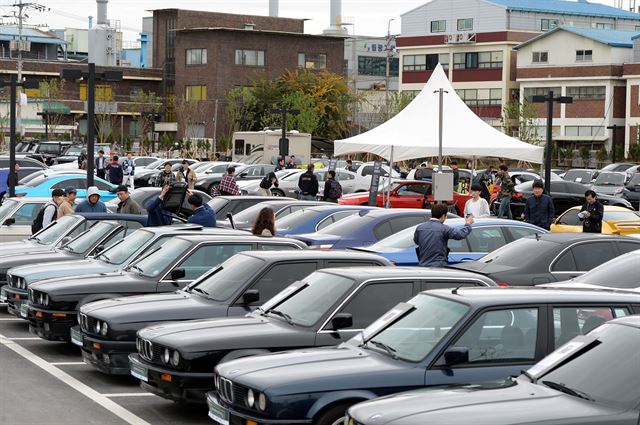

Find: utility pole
434;88;448;170
607;124;620;163
270;106;300;158
212;99;219;156
531;91;573;194
385;18;394;121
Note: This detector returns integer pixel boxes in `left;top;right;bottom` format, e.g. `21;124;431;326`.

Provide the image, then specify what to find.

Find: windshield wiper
190;287;209;297
368;340;398;359
542;380;594;401
129;264;144;274
98;253;112;264
268;309;294;325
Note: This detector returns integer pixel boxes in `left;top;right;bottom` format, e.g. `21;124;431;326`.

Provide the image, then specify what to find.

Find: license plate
20;303;29;318
208;396;230;425
130;362;148;382
70;328;83;347
0;286;6;302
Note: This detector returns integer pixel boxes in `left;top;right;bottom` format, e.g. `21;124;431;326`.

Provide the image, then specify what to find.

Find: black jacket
298;171;319;196
524;194;555;230
580;201;604;233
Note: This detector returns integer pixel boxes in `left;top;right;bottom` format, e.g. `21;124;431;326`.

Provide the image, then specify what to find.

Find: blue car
355;218;548;266
276;205;375;236
14;174;117;201
291;208;458;249
0;167;42;198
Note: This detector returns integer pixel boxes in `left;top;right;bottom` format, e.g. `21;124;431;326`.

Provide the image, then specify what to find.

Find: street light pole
607;124;620;163
434;88;448;170
270;106;300;158
385;18;394;121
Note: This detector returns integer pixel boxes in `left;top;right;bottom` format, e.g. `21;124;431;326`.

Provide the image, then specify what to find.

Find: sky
0;0;622;43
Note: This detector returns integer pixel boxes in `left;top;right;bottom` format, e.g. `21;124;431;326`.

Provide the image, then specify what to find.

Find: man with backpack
323;170;342;203
257;172;278;196
32;188;65;234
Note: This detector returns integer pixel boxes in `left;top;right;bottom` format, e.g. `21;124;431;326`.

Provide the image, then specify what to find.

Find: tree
579;146;591;167
500;99;542;146
596;146;609;167
129;90;162;154
175;95;209;157
261;90;321;134
37;78;67;137
94;101;118;145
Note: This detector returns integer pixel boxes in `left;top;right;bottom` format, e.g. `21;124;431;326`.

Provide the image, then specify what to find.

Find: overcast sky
2;0;621;42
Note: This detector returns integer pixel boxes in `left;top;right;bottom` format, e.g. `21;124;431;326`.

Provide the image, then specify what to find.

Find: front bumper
209;393;311;425
129;354;213;403
80;333;136;375
2;286;27;317
28;306;77;341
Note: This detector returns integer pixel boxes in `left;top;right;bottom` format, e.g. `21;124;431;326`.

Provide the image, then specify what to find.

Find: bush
629;143;640;162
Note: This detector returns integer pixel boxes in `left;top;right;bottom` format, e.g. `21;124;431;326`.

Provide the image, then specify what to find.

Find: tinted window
389;216;425;234
197;256;266;301
317;211;358;231
557;210;581;226
563;181;589;195
277;209;321;231
94;180;113;191
373;220;394;240
480;237;556;267
617;242;640;255
564;170;593;183
571;242;617;271
11;203;41;225
52;178;83;190
552;307;626;348
466;226;507;252
259;243;299;251
508;226;544;240
177;243;252;280
447;237;470;253
361;165;374;176
579;252;640;288
396;184;428;196
551;250;576;272
454;308;539;363
252;262;317;303
334;282;414;329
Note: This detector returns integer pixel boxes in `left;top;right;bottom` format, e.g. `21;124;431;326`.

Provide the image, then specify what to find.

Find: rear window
480;237;557;267
319;214;375;235
277;209;321;231
603;211;640;221
564;170;592;183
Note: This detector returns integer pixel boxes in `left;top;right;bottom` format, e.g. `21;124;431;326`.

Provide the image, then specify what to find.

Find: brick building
151;9;345;140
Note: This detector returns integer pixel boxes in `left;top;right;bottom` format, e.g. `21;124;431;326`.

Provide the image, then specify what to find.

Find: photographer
579;190;604;233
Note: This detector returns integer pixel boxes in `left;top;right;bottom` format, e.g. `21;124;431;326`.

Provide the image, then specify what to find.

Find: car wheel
271;189;285;197
314;403;353;425
208;184;219;196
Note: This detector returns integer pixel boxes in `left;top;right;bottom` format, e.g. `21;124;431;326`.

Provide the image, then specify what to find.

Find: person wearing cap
175;159;196;189
75;186;108;213
186;193;216;227
57;187;77;218
297;164;319;200
115;185;142;215
42;188;66;228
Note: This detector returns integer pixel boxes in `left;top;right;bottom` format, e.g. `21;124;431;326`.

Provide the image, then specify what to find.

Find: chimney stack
323;0;347;35
269;0;279;17
97;0;108;25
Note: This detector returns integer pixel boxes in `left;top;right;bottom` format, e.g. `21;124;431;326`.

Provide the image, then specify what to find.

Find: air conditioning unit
445;34;456;43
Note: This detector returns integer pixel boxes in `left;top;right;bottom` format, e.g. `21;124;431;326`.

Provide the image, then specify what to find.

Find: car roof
138;224;248;235
533;232;636;243
75;212;148;223
609;315;640;328
318;266;495;284
238;250;390;263
358;208;432;218
429;286;640;304
172;234;306;245
5;196;50;201
445;217;541;227
563;205;638;212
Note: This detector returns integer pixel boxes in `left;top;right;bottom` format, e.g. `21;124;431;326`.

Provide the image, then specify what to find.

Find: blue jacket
75;200;107;213
187;203;216;227
146;196;173;226
413;219;472;267
524;194;555;230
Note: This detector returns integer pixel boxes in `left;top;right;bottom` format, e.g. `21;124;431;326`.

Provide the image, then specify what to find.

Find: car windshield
604;211;640;221
97;229;154;265
145;159;166;170
563;170;592;183
628;174;640;186
62;146;83;156
206;164;229;174
577;253;640;288
0;199;18;223
130;238;192;278
232;203;280;223
63;222;116;254
365;293;470;362
33;215;82;244
594;172;625;186
479;237;555;266
276;209;322;231
23;175;49;187
318;214;375;235
269;271;355;326
369;224;417;249
537;323;640;410
281;171;305;181
37;144;63;154
193;255;266;301
19;170;45;185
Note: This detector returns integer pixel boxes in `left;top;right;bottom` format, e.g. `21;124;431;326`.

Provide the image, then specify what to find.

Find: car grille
137;337;167;366
8;275;23;289
79;313;99;335
218;378;249;406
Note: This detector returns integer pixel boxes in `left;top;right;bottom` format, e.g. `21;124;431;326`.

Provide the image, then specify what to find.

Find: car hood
0;240;48;257
448;261;517;275
30;271;144;297
0;250;71;271
217;344;421;396
138;315;312;354
340;192;368;200
592;185;624;195
81;291;229;326
10;258;114;285
347;380;616;425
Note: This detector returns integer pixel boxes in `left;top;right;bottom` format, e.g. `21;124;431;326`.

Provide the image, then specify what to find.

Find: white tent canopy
334;64;544;164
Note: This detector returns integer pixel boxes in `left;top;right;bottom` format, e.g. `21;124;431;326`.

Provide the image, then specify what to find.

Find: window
456;88;502;105
595;23;614;30
478;51;503;68
636;25;640;32
552;250;577;272
185;85;206;101
403;54;426;71
186;48;207;65
541;18;558;31
80;84;112;101
532;51;548;63
373;220;394;240
457;18;473;31
259;244;298;251
317;211;358;231
235;49;265;66
177;244;252;281
447;237;470;253
618;241;640;255
552;307;626;348
453;52;499;70
358;56;399;77
564;126;604;137
453;308;539;363
571;242;617;271
298;53;327;70
388;216;426;234
52;178;84;190
508;226;543;241
251;262;317;303
523;87;562;99
566;86;605;100
465;52;478;69
431;20;446;33
466;227;508;252
333;282;413;329
556;209;581;226
11;203;41;225
576;50;593;62
396;183;428;196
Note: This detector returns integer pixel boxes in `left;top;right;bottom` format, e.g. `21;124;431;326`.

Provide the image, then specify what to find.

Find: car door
391;183;428;208
549;241;618;281
1;202;43;242
336;171;356;194
462;226;509;262
426;306;542;387
551;209;582;233
315;280;416;346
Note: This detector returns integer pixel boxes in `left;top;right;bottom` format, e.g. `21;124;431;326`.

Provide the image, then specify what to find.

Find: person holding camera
257;172;278;197
579;190;604;233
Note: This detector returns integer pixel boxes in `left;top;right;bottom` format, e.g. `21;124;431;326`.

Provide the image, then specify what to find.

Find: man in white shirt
463;184;491;218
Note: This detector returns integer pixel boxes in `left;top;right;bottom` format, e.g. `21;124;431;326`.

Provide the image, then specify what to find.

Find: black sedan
206;196;275;221
130;267;496;403
76;250;391;376
210;288;639;425
451;233;640;286
221;200;330;230
495;180;633;218
346;315;640;425
622;173;640;210
25;234;305;341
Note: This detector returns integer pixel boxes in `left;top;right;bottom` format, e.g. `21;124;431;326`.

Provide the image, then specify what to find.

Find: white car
240;169;358;198
0;197;49;242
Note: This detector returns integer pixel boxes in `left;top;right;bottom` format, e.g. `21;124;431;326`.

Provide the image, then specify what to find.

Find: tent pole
386;145;393;208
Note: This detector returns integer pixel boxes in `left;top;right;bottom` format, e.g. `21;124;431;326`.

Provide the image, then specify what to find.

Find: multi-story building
151;9;344;140
397;0;640;128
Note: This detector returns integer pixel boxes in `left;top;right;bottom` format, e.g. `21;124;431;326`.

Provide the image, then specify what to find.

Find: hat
64;186;77;194
87;186;100;198
51;188;65;197
116;185;129;193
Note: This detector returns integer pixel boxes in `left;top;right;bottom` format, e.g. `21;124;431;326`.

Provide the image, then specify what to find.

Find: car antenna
535;232;540;241
451;283;465;295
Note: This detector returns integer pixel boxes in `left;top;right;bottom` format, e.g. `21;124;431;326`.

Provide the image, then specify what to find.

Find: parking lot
0;305;210;425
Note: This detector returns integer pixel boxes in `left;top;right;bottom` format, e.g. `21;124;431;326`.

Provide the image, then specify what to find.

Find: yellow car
551;205;640;235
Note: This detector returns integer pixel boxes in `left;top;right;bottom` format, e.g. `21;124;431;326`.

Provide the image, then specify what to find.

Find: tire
271;189;285;197
208;184;219;196
314;403;353;425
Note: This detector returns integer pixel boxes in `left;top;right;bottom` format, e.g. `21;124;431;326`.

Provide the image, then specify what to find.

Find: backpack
31;203;56;234
259;176;271;189
327;179;342;199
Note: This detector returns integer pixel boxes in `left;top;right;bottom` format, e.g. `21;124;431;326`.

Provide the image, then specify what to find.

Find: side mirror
330;313;353;330
3;217;15;226
444;347;469;366
170;268;186;281
226;212;235;229
239;172;248;178
242;289;260;304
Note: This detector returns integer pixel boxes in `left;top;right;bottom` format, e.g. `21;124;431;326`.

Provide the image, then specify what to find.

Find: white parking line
0;333;152;425
0;318;23;321
103;393;157;398
50;361;86;366
7;337;40;340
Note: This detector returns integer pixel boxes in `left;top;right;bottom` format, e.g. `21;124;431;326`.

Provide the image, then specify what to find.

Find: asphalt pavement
0;305;211;425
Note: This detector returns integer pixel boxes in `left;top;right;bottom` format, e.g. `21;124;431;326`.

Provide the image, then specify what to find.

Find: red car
338;180;469;216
